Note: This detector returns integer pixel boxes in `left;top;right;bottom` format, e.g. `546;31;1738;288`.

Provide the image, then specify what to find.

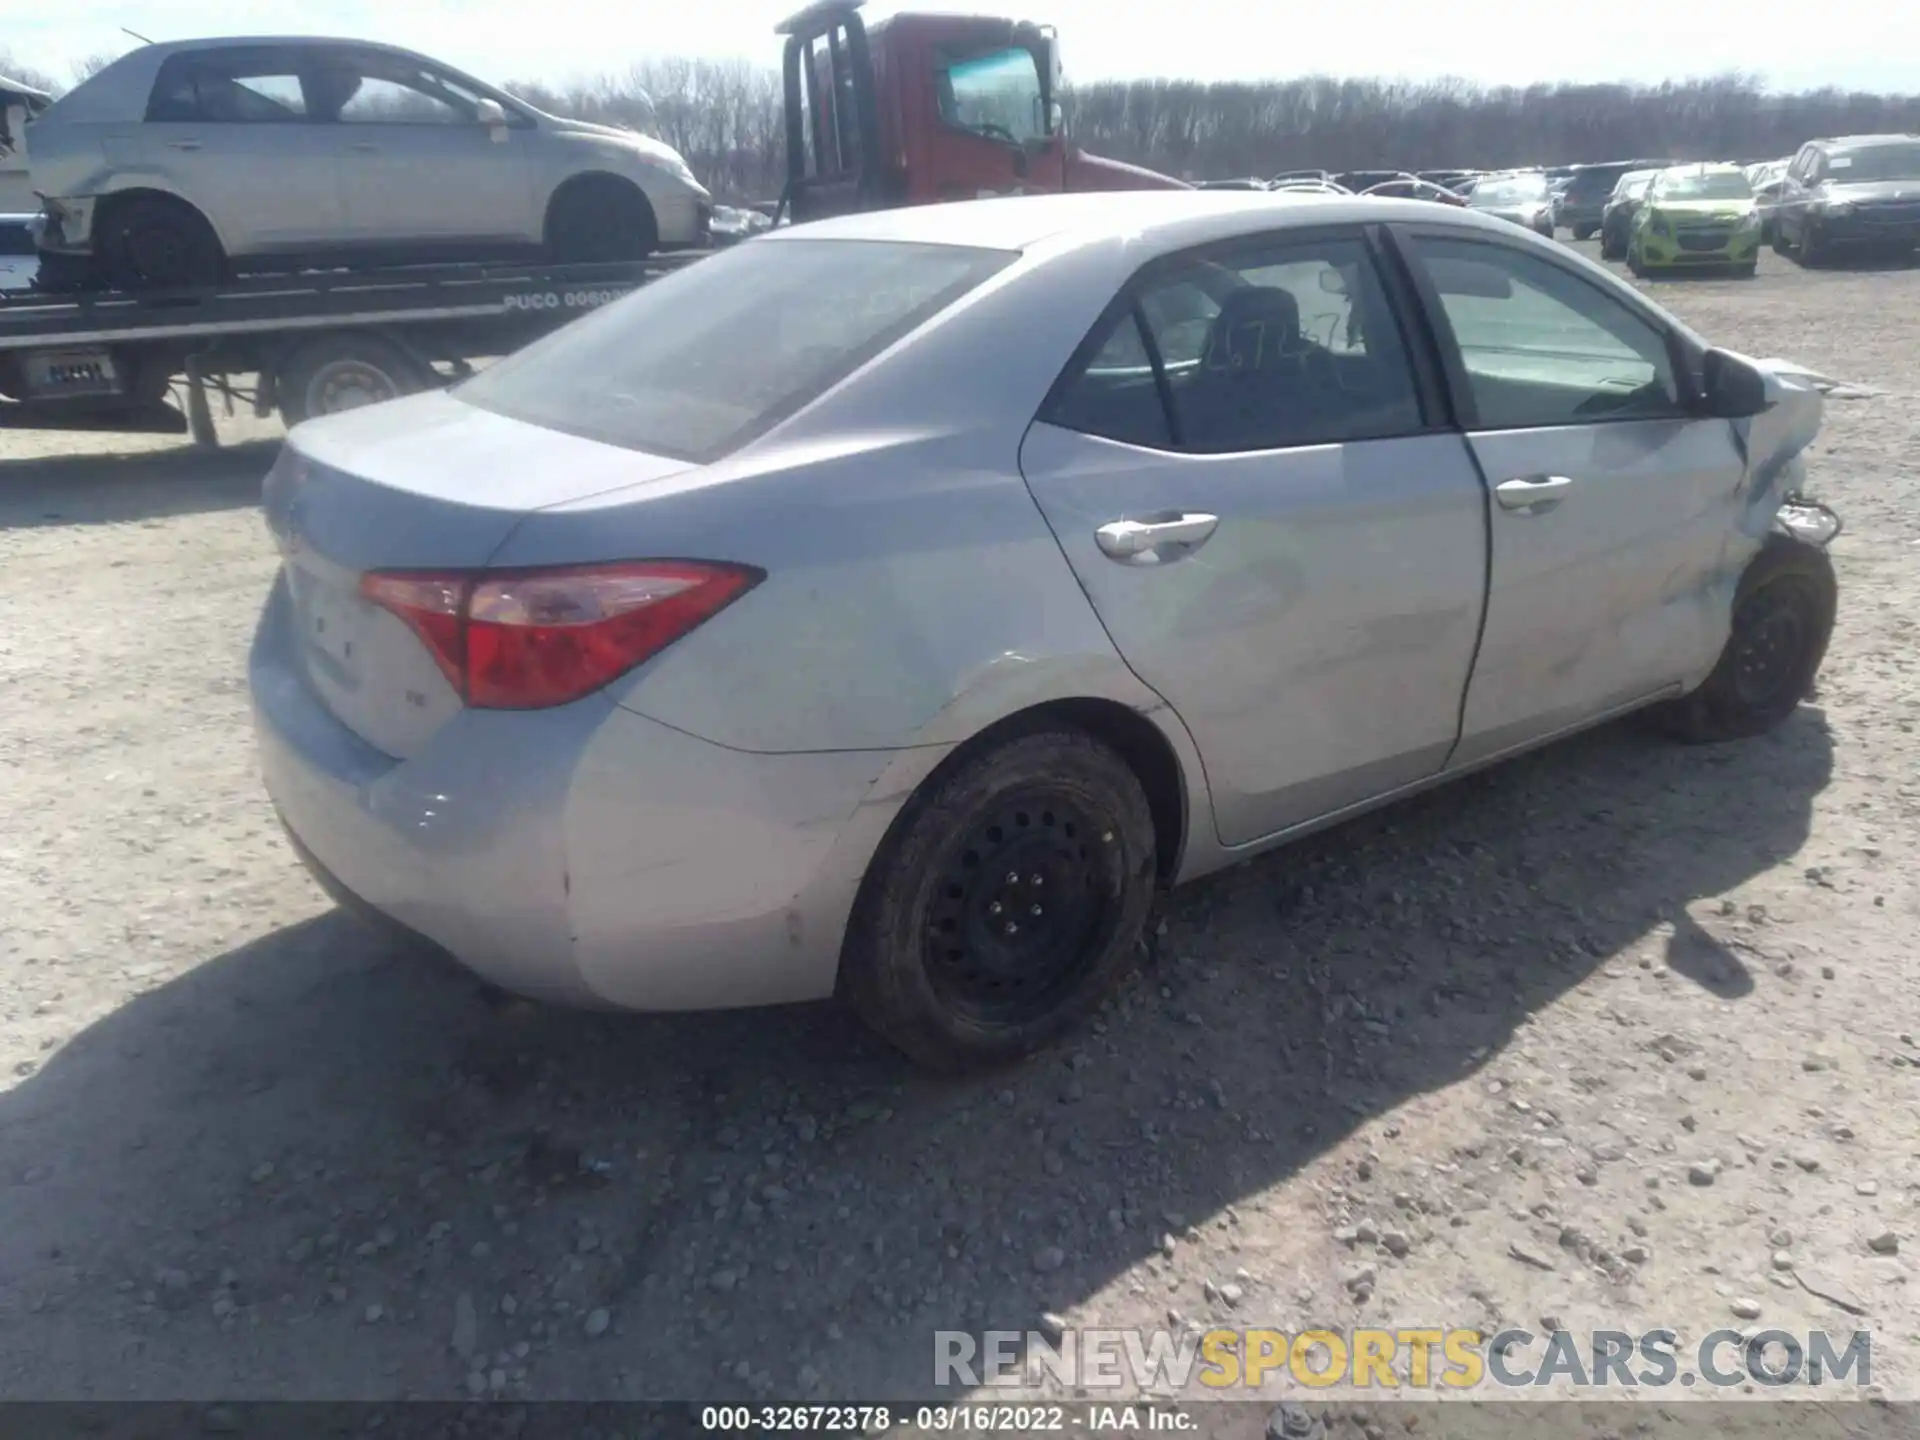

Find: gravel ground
2;243;1918;1429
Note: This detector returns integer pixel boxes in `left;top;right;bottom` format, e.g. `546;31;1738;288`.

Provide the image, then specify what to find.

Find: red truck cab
778;0;1186;223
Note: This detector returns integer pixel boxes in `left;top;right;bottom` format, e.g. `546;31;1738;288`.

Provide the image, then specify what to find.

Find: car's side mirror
1698;347;1772;419
474;98;508;138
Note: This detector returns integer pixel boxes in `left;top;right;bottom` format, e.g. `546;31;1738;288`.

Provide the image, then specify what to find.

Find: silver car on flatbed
28;36;712;290
251;190;1838;1071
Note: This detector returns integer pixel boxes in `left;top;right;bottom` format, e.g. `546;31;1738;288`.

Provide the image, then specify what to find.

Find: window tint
458;238;1013;462
1045;236;1424;454
147;49;308;123
936;46;1046;145
1410;235;1682;429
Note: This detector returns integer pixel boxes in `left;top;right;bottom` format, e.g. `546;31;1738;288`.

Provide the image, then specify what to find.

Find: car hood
544;116;686;165
1647;198;1754;220
1822;180;1920;203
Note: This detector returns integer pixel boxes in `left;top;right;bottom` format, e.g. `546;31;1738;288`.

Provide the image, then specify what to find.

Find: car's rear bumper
1560;204;1606;230
250;574;911;1012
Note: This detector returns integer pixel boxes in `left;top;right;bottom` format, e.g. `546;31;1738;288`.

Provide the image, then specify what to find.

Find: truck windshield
936;46;1047;145
457;239;1015;462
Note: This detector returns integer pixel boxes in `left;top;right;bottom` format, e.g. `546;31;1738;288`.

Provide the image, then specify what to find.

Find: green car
1628;164;1762;277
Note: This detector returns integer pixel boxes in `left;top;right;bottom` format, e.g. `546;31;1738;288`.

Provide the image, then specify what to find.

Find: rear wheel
1647;540;1837;744
841;730;1157;1072
545;177;658;263
1797;224;1827;268
95;194;224;291
276;332;433;428
1573;223;1595;242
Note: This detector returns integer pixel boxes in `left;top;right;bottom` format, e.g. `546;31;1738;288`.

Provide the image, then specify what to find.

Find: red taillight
358;561;760;710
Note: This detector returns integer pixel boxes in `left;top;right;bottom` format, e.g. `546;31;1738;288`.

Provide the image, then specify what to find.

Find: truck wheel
1647;540;1837;744
1572;224;1595;242
277;333;432;428
545;178;658;263
96;195;224;291
840;730;1157;1072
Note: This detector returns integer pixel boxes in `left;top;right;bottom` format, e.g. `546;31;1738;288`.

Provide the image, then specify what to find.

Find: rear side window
458;239;1013;462
147;48;309;123
1045;235;1424;454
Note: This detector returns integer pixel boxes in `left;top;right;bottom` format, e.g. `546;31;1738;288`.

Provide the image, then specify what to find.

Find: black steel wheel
96;195;224;291
842;729;1157;1071
1647;539;1837;743
545;176;658;263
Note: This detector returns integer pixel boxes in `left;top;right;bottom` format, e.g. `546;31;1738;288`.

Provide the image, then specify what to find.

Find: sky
7;0;1920;96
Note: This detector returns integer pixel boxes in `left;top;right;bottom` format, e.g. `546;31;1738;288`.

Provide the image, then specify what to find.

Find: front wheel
840;730;1157;1071
1648;540;1837;744
1573;224;1595;242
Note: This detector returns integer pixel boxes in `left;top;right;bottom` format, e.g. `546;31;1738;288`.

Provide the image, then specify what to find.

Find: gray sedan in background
28;36;711;290
251;190;1837;1070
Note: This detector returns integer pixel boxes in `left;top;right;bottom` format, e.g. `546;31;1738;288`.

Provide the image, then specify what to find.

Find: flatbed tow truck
0;250;704;445
0;0;1184;449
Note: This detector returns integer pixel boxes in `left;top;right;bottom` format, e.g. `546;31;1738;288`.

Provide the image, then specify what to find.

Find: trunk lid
263;390;694;758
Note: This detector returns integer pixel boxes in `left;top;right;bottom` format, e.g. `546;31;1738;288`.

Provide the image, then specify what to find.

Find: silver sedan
250;190;1838;1070
29;37;710;289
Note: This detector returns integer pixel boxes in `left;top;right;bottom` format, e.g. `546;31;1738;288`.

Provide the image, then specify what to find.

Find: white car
27;37;712;290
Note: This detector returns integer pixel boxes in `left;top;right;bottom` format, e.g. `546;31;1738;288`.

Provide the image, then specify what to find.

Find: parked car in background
27;36;713;290
1465;171;1555;235
1416;168;1478;191
1599;168;1659;259
1771;133;1920;266
1628;163;1760;277
1197;177;1271;191
1751;166;1789;242
249;189;1836;1070
1331;169;1408;192
1;72;53;214
1560;159;1668;239
1271;179;1353;197
1270;168;1333;186
1360;176;1468;206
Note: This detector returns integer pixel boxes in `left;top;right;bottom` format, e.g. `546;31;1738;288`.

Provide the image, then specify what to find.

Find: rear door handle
1094;512;1219;561
1495;475;1575;511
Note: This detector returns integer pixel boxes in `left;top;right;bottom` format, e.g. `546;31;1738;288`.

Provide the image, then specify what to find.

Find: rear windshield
1567;168;1627;196
457;238;1015;462
1471;177;1548;205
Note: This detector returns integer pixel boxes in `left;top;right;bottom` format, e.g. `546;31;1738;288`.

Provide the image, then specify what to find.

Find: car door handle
167;139;202;151
1094;513;1219;560
1494;475;1575;511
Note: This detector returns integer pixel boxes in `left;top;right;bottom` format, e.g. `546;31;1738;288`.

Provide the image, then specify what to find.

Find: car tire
1736;263;1759;279
545;177;659;263
1647;539;1837;745
276;332;434;428
1573;224;1595;242
95;194;224;291
1797;224;1827;268
1626;246;1646;277
840;728;1157;1072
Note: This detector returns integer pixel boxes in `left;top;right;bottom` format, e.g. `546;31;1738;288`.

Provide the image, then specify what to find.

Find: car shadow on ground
0;438;278;530
0;707;1833;1401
